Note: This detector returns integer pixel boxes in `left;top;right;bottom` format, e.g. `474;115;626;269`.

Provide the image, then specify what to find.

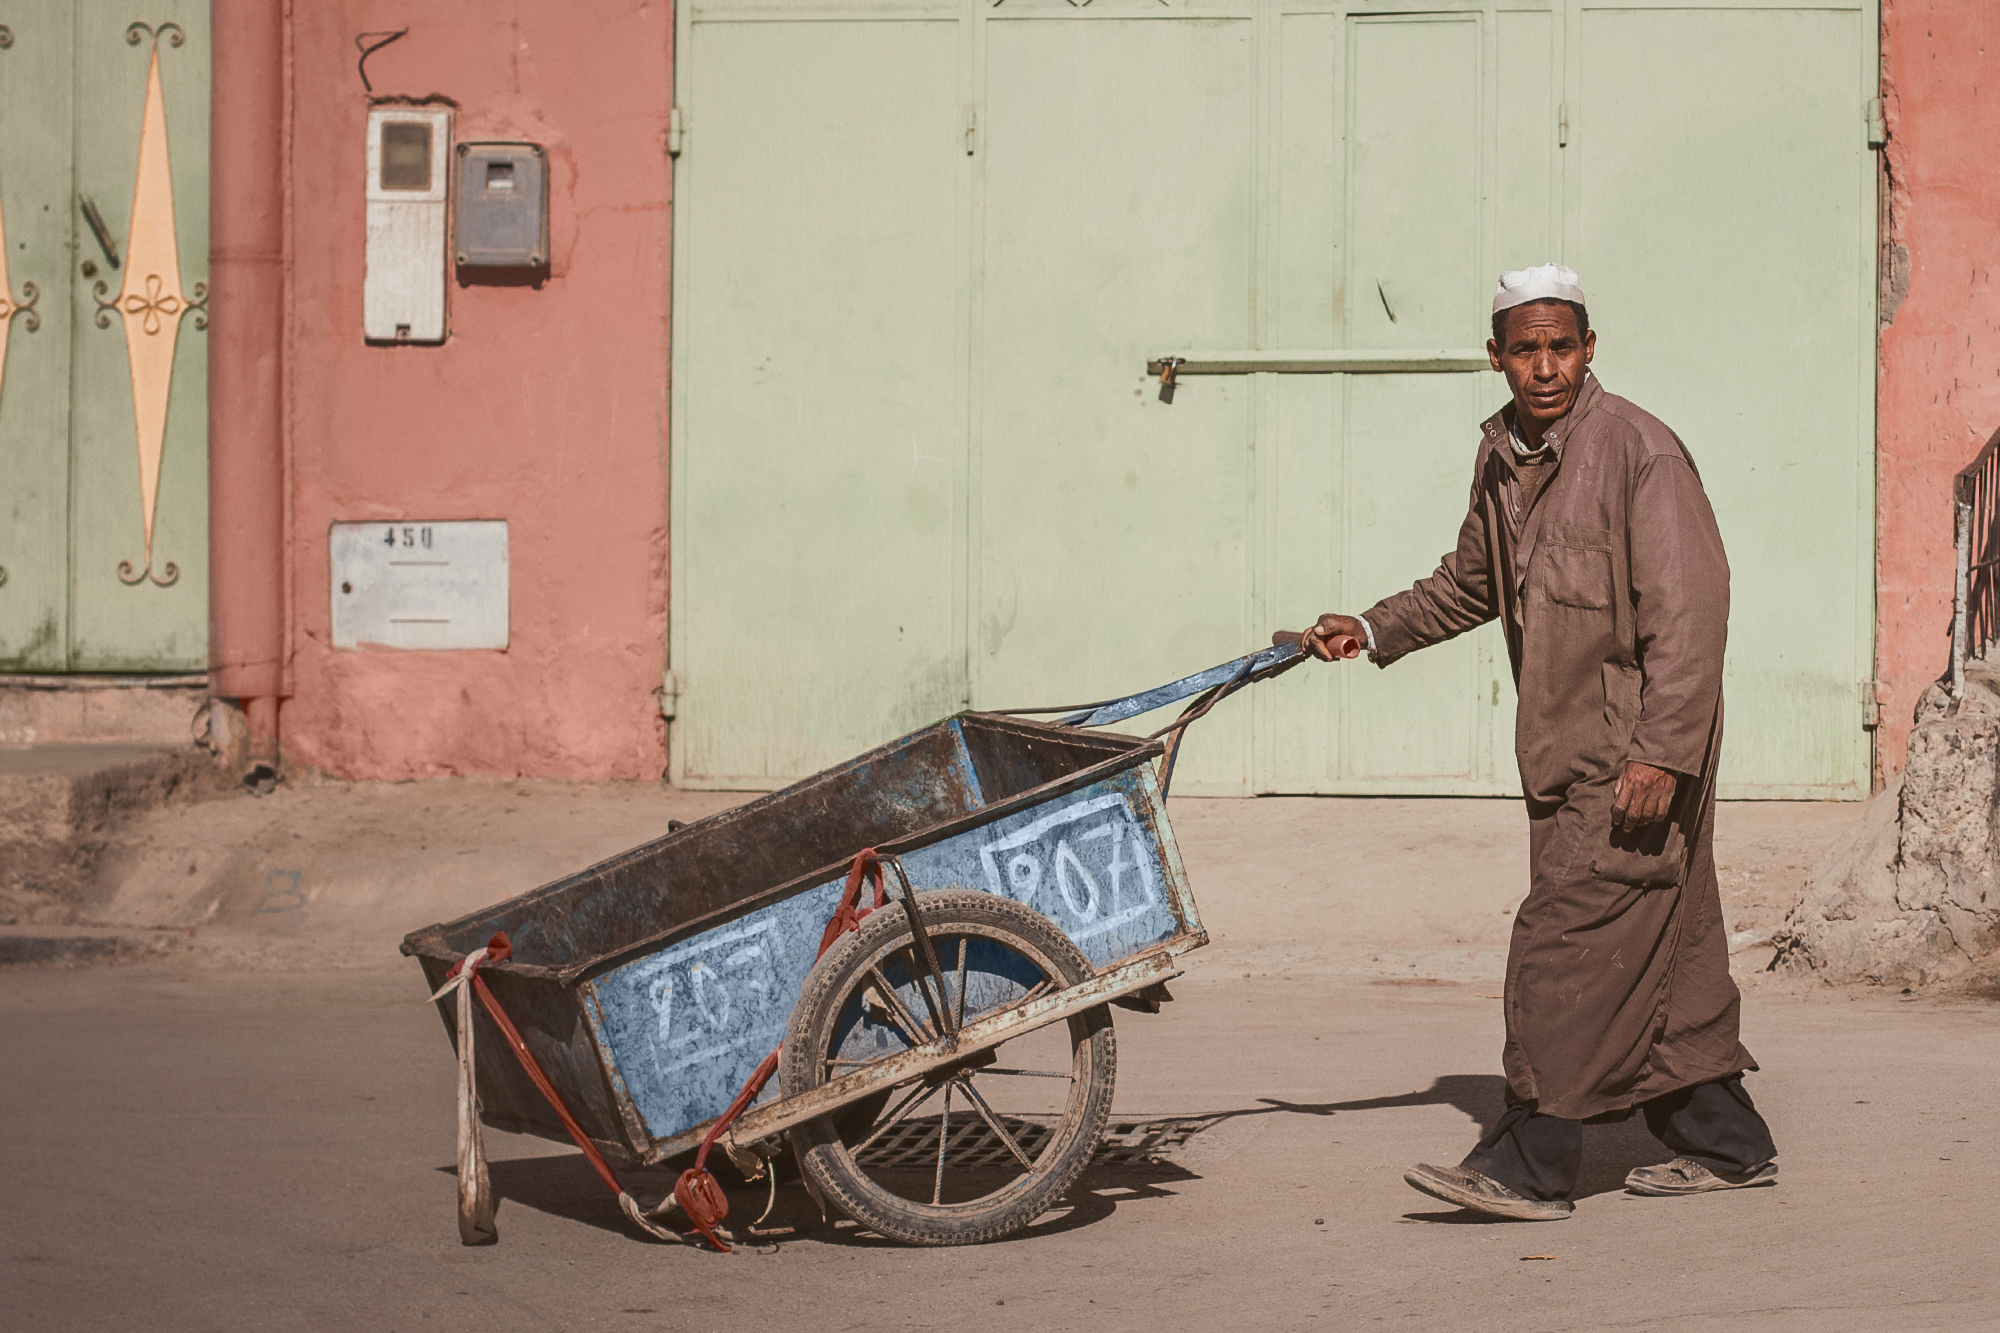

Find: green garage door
670;0;1876;800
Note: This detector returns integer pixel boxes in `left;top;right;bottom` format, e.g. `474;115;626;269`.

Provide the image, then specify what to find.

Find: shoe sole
1403;1167;1574;1221
1624;1164;1779;1197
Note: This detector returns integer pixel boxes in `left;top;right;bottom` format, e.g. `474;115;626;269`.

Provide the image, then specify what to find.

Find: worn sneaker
1403;1163;1575;1221
1624;1157;1778;1195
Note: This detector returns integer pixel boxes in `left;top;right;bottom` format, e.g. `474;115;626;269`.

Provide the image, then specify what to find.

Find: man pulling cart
1299;264;1778;1220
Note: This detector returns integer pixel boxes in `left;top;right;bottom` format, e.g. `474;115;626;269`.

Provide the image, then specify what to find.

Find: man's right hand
1296;613;1368;662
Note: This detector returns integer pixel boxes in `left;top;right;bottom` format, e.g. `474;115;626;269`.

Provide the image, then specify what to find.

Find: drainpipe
208;0;288;792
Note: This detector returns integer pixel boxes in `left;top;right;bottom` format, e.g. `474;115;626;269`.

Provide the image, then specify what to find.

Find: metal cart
403;638;1313;1246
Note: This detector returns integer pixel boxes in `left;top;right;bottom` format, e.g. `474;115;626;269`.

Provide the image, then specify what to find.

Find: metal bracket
1865;97;1886;149
1861;680;1881;730
667;106;685;158
657;669;681;719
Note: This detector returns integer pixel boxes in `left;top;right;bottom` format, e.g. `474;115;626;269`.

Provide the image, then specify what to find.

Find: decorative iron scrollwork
118;556;180;587
0;25;14;48
94;275;203;335
126;21;184;49
104;20;200;592
0;279;36;332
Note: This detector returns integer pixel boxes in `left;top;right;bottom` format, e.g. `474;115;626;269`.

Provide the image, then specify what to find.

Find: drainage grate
853;1114;1221;1171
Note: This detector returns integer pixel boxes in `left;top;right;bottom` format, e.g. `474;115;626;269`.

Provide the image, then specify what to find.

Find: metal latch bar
1146;349;1492;377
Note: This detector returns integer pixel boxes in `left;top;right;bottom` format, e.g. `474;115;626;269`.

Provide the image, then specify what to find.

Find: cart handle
995;639;1299;729
998;629;1357;731
996;630;1359;796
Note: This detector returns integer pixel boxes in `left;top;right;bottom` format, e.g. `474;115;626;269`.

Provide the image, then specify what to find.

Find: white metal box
330;521;509;651
364;107;452;343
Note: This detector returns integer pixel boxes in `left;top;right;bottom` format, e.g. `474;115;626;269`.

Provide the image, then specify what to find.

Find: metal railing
1950;425;2000;696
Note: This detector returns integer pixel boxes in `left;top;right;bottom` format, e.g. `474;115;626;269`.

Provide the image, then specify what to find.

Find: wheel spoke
865;964;934;1045
848;1080;943;1157
977;1067;1075;1080
954;1076;1037;1171
898;945;952;1039
933;1081;952;1205
952;937;969;1030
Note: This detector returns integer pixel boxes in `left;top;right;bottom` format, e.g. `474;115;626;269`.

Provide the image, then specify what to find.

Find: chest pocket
1535;525;1615;611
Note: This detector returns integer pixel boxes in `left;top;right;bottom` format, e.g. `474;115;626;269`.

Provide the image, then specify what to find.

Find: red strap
449;933;632;1202
817;847;888;957
459;848;896;1254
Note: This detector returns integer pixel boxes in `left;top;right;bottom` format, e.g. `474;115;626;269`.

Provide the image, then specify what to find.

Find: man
1299;264;1777;1221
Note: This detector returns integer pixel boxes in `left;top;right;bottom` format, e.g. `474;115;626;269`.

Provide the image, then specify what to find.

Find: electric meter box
363;106;452;343
455;143;549;269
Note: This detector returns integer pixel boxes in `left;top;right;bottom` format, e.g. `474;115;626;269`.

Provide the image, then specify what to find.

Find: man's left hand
1612;761;1678;831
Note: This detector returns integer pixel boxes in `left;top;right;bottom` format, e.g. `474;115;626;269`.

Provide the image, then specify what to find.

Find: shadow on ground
1252;1073;1675;1216
459;1074;1674;1244
461;1153;1203;1250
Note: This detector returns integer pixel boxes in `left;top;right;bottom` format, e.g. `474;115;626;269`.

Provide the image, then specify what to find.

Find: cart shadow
452;1153;1203;1249
791;1158;1205;1249
453;1156;690;1241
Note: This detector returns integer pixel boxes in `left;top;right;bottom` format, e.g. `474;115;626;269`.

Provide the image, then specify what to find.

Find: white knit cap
1493;263;1586;314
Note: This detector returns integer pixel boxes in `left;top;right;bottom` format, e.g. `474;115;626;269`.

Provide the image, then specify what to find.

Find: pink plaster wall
1874;0;2000;787
279;2;673;779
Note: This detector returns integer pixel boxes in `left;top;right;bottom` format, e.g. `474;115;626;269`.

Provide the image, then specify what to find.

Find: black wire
355;28;409;94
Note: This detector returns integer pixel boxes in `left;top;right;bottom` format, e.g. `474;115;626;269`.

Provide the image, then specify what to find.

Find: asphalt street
5;960;1996;1332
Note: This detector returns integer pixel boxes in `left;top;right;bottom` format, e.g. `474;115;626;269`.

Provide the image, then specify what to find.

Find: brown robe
1364;374;1755;1120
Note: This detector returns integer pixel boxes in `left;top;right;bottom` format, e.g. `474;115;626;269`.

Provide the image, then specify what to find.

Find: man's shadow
1265;1073;1675;1219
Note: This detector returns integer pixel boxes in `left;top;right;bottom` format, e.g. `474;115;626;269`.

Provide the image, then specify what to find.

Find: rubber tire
782;890;1116;1246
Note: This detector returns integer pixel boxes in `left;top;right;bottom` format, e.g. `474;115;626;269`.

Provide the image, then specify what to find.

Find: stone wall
1774;663;2000;984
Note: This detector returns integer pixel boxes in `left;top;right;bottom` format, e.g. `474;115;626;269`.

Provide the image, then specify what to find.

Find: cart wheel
782;890;1116;1246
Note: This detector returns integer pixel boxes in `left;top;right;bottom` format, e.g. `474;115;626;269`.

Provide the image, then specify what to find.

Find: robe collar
1485;370;1601;462
1481;373;1606;595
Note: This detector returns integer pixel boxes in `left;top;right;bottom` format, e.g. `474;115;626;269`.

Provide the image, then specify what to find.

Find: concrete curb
0;927;193;967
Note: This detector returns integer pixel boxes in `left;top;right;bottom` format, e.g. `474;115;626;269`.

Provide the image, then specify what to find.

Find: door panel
1257;13;1342;793
0;0;73;669
1577;5;1871;797
1336;14;1494;786
67;4;209;669
672;18;963;785
975;16;1257;795
1345;15;1481;352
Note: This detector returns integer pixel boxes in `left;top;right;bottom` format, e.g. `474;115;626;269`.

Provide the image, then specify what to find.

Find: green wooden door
669;4;966;786
0;1;207;673
974;11;1258;794
1572;1;1876;798
671;0;1877;799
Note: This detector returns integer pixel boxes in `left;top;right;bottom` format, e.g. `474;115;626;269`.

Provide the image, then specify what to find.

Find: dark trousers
1461;1074;1777;1201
